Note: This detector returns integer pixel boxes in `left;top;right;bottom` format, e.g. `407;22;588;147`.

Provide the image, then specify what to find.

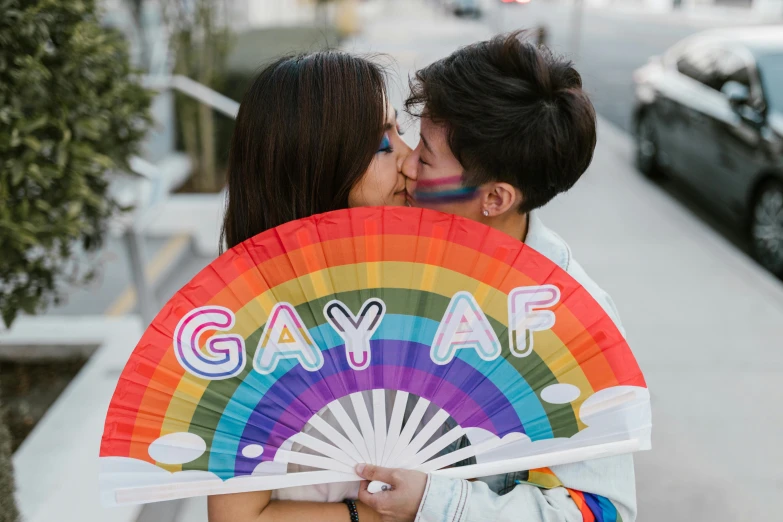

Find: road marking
106;234;192;317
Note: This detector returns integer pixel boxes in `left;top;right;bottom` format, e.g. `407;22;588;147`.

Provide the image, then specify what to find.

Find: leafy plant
0;0;152;327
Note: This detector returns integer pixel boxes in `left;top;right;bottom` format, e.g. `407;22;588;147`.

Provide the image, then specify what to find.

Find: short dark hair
406;31;596;213
222;51;388;251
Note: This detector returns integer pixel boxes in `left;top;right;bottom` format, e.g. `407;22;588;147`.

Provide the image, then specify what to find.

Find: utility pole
569;0;584;60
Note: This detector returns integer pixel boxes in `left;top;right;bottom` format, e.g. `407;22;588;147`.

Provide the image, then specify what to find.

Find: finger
357;483;379;510
355;463;396;483
359;480;371;493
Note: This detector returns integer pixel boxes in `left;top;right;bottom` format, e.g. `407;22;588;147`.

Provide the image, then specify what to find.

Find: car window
713;49;751;92
757;53;783;113
676;45;719;87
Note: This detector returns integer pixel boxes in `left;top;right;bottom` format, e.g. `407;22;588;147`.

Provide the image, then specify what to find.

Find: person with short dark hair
354;32;638;522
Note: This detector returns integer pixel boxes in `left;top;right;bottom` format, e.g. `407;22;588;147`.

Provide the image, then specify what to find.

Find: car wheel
750;180;783;277
635;113;663;179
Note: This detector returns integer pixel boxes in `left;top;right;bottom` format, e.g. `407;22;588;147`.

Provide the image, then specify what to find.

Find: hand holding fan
99;207;651;506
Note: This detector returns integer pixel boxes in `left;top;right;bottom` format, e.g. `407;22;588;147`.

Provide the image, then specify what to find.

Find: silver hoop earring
482;209;489;217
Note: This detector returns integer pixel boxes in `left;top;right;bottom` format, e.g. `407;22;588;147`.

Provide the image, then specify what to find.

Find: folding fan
99;206;651;506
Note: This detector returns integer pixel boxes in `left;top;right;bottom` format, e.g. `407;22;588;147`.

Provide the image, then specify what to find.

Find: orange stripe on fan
128;356;182;462
364;229;382;263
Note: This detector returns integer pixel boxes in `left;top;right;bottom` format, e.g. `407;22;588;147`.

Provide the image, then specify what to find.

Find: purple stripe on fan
232;339;523;476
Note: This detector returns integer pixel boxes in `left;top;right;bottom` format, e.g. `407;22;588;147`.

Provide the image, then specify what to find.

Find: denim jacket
414;212;637;522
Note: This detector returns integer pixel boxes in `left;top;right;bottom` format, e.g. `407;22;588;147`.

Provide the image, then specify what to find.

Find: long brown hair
221;51;388;251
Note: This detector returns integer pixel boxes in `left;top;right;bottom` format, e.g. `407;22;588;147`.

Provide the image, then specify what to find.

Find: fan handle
367;481;392;494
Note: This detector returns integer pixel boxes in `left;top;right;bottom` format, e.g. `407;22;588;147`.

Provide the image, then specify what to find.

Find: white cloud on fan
464;385;652;464
540;383;581;404
242;444;265;458
148;432;207;465
101;436;297;506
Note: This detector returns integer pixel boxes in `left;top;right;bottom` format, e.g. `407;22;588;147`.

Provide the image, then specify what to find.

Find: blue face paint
377;133;392;153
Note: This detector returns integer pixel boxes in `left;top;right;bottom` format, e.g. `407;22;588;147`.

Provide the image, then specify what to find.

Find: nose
400;147;418;184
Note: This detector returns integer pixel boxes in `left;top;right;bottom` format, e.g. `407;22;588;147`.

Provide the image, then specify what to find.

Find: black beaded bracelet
343;499;360;522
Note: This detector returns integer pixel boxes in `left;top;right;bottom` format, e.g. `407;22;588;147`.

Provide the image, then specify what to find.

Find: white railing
142;75;240;118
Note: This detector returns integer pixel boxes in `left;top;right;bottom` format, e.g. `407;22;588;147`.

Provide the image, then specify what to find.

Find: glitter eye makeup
377;133;392;153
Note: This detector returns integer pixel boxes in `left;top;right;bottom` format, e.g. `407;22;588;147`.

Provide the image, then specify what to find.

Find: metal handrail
142;74;240;119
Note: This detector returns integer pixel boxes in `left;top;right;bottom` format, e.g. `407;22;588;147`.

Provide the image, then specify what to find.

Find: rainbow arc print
99;207;650;505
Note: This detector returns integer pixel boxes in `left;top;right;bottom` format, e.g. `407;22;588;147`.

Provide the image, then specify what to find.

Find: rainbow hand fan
99;207;651;506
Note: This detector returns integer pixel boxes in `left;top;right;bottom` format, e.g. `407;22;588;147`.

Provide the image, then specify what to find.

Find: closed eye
377;133;393;154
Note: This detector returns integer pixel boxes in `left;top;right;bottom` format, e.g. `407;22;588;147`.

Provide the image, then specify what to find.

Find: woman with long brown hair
209;50;414;522
221;50;414;252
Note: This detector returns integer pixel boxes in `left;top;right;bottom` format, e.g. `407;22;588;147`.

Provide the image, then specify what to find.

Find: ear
481;182;520;217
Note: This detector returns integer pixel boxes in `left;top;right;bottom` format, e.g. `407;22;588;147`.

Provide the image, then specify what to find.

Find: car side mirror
721;81;750;107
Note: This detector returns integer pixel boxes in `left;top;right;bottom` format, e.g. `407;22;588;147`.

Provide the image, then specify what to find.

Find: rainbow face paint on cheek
413;175;478;204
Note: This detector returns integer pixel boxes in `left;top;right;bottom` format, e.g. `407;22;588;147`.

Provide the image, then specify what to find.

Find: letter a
324;298;385;370
431;292;501;365
254;303;323;375
508;285;560;358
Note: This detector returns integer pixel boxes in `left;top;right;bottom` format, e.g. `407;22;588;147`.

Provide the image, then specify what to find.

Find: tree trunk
127;0;148;69
197;8;218;192
174;32;202;191
0;394;20;522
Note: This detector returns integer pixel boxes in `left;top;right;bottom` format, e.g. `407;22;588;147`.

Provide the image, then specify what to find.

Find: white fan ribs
381;391;409;466
306;414;364;464
415;434;508;473
289;432;358;468
277;449;355;474
349;393;377;464
372;389;387;465
395;409;451;466
385;397;430;466
400;425;465;469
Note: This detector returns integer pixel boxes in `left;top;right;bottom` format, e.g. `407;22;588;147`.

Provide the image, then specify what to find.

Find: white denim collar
523;211;572;272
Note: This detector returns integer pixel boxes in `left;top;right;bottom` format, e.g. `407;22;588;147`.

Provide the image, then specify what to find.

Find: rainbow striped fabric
519;468;622;522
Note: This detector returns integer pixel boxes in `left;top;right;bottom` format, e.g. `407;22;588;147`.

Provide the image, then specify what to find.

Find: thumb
355;463;396;484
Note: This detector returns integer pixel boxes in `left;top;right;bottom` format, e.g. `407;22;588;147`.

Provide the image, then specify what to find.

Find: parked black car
632;27;783;276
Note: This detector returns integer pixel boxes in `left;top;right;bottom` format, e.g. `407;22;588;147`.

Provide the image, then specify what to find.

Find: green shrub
0;0;152;327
